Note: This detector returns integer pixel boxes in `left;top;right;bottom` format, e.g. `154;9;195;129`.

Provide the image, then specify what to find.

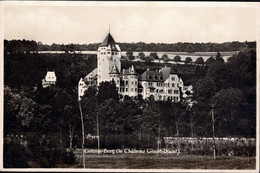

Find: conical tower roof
100;33;118;51
100;33;115;46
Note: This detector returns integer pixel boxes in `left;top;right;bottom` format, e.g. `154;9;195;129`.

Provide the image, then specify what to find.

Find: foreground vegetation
68;152;256;169
4;40;256;168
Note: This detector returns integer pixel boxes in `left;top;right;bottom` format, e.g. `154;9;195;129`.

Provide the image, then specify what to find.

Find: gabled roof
109;64;120;74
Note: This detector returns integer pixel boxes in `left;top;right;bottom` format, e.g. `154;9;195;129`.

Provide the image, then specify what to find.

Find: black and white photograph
0;1;259;172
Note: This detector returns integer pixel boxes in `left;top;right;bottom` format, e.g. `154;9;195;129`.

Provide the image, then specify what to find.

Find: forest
4;39;256;53
4;40;256;167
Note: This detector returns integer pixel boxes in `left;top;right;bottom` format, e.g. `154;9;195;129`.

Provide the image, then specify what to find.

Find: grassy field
70;153;255;169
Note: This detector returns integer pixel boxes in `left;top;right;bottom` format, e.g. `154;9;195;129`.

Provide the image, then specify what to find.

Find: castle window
131;81;134;85
115;52;117;55
172;83;175;87
107;52;110;54
126;88;128;92
168;90;172;94
174;90;179;94
164;96;166;100
135;88;137;92
172;77;175;81
125;81;128;85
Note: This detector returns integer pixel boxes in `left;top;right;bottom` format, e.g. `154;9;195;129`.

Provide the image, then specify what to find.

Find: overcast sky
3;2;258;45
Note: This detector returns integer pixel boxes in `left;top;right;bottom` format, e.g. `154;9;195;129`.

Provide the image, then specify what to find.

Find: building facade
42;70;57;88
78;32;192;101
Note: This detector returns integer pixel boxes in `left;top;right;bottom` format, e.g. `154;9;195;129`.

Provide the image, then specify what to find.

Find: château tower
97;33;121;85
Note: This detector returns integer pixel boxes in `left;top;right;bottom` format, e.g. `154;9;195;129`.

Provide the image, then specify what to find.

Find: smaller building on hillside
42;70;57;88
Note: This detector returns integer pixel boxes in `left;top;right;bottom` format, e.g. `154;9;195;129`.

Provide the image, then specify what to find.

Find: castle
78;32;192;101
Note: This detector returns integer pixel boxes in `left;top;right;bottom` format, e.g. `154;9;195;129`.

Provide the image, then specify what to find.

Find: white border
0;1;259;173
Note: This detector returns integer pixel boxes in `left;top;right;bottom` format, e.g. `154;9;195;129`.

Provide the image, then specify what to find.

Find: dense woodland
4;39;256;52
4;40;256;167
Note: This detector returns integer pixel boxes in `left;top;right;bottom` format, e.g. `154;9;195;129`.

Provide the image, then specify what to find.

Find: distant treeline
4;39;256;53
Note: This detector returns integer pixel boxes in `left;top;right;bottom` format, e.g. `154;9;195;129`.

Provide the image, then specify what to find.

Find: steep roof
141;70;163;82
100;33;118;51
109;64;120;74
121;65;137;75
160;67;177;80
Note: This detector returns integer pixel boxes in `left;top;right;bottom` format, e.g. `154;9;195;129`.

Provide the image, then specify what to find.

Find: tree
162;54;170;62
195;57;204;64
97;81;119;104
212;88;244;136
205;56;215;65
194;75;216;102
17;97;37;128
207;61;229;91
126;48;134;60
138;52;146;61
61;103;80;149
215;52;224;63
34;104;53;133
4;86;22;135
173;55;181;62
185;57;192;64
145;56;154;63
149;52;159;59
142;100;160;148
